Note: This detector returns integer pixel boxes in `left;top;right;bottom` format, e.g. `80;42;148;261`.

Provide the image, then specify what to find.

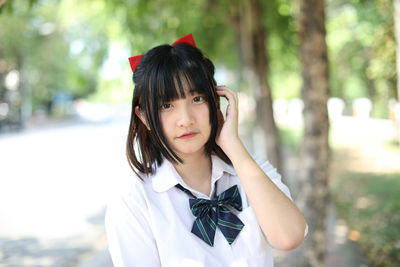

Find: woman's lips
178;132;197;139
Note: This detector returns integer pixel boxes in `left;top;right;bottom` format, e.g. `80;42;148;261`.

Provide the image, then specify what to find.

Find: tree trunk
0;0;7;8
0;51;5;102
297;0;330;266
395;0;400;101
365;48;376;101
237;0;281;172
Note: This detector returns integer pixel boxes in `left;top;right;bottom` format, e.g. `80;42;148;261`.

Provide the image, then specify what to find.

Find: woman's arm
215;86;306;251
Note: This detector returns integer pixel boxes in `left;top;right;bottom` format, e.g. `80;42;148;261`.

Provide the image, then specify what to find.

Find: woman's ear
135;106;151;131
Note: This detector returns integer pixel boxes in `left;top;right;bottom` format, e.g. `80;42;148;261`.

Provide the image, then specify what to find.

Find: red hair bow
128;33;197;73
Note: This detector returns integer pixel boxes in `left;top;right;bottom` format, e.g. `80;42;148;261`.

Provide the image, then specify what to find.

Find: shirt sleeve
254;156;292;200
105;194;161;267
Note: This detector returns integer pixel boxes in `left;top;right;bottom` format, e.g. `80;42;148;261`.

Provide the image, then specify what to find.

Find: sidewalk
274;202;369;267
269;145;369;267
0;110;131;267
77;236;112;267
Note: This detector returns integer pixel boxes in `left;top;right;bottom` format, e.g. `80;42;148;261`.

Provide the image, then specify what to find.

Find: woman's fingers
214;86;240;149
216;86;238;117
216;86;237;104
216;86;237;101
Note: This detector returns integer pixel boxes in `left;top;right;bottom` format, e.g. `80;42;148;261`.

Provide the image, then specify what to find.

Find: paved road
0;108;133;266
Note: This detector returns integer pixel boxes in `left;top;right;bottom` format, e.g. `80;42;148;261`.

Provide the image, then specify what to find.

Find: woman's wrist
221;138;250;164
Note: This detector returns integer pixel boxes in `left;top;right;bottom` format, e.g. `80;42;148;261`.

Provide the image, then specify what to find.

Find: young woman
105;33;307;267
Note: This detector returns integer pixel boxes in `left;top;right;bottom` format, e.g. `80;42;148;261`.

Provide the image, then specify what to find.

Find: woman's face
158;91;211;159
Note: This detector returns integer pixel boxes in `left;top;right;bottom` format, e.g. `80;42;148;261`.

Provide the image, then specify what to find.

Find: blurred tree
231;0;281;171
326;0;396;117
297;0;330;266
267;0;302;100
0;5;40;128
395;0;400;101
0;0;39;14
0;0;108;129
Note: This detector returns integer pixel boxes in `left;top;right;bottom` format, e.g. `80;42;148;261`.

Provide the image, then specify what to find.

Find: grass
384;140;400;151
331;171;400;267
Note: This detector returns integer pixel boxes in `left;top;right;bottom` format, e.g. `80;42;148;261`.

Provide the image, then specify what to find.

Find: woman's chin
174;146;207;158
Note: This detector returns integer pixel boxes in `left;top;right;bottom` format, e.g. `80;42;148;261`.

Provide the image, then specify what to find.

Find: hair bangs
150;56;211;108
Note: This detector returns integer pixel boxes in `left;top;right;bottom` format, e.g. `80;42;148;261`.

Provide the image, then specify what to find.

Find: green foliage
102;0;240;68
267;0;301;99
0;0;40;14
0;0;109;116
331;171;400;266
278;126;303;151
326;0;397;118
1;0;397;121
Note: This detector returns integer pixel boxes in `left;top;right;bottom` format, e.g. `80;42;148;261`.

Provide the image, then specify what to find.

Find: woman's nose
177;105;195;127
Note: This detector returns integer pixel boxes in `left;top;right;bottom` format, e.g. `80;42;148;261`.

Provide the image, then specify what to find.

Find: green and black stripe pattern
175;182;245;246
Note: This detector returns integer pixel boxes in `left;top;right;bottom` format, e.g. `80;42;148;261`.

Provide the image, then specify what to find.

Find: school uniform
105;154;301;267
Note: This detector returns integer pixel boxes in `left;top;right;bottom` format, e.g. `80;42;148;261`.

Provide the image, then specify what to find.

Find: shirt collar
151;154;236;193
210;154;235;183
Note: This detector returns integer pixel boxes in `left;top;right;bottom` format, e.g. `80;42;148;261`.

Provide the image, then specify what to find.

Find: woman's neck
173;153;212;196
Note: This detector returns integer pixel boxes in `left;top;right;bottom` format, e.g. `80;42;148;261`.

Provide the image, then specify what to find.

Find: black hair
126;43;231;178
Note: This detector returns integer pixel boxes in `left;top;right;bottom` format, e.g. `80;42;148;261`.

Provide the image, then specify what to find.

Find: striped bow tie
176;182;245;246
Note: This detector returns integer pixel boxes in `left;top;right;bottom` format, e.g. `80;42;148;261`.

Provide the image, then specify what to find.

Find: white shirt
105;154;295;267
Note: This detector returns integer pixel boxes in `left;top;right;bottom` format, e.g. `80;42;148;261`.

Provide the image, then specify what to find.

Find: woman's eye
160;103;172;110
193;96;205;103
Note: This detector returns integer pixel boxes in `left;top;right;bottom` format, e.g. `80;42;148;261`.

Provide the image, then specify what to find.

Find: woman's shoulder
251;154;293;199
250;155;280;176
106;172;153;213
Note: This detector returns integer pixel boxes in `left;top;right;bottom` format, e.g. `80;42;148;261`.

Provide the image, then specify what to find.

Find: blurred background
0;0;399;266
